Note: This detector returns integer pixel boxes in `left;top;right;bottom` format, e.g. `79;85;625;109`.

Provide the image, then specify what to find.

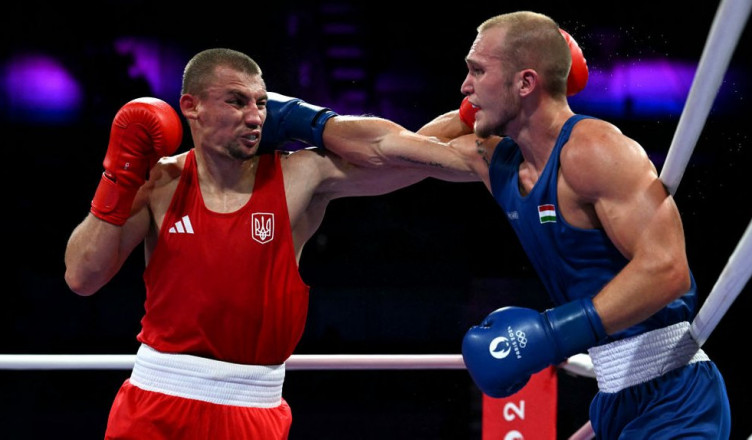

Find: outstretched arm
416;109;470;141
261;93;481;182
321;115;479;182
416;96;477;141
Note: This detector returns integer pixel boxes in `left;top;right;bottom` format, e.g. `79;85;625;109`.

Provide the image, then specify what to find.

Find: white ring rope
0;354;457;370
674;0;752;346
569;2;752;438
0;353;595;377
658;0;752;196
691;217;752;347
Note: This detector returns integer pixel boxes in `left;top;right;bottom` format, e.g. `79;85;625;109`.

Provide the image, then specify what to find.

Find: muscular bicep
64;163;168;295
283;150;434;255
588;158;690;330
597;175;683;260
318;155;434;199
416;109;472;141
63;208;149;295
321;116;479;182
565;130;676;257
562;123;692;332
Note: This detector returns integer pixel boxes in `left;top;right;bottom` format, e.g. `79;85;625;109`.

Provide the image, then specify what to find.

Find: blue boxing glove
258;92;339;154
462;297;607;398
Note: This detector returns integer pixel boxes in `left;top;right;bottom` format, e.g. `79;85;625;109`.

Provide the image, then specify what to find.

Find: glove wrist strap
544;298;606;362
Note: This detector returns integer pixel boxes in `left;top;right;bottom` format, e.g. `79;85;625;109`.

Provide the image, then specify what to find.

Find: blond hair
479;11;571;97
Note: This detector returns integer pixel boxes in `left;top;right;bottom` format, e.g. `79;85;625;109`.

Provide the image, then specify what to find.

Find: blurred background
2;1;751;438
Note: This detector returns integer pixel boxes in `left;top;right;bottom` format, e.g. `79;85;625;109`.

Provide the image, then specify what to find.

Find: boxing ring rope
692;218;752;346
0;354;464;371
567;0;752;438
0;353;595;375
0;353;595;439
658;0;752;196
661;0;752;344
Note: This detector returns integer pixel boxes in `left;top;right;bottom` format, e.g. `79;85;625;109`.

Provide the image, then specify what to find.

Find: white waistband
588;322;709;393
130;344;285;408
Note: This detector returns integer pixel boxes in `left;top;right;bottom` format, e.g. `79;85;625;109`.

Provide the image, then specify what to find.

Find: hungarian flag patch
538;204;556;224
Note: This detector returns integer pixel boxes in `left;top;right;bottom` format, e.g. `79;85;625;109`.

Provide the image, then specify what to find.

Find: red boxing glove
91;97;183;225
559;28;589;96
459;96;479;129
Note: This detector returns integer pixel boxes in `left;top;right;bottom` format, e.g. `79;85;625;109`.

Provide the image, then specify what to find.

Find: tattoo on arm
397;155;446;168
475;139;491;167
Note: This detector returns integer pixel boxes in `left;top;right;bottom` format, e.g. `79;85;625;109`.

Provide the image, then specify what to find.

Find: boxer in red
63;48;475;439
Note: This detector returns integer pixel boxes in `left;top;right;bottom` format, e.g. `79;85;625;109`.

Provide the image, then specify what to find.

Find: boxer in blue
261;11;732;437
429;11;732;438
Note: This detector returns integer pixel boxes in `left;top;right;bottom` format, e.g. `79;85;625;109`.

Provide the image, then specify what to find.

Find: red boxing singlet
139;150;309;365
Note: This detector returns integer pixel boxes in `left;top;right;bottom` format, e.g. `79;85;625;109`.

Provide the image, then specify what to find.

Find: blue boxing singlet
488;114;696;342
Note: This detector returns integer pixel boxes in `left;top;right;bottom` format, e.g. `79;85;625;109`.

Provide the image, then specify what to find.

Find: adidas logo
168;215;194;234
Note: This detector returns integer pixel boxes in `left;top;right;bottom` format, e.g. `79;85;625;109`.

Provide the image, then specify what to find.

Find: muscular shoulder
279;148;342;195
151;151;187;186
561;119;657;201
142;151;186;209
279;148;333;179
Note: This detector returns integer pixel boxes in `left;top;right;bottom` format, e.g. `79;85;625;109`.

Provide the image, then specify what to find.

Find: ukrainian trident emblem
251;212;274;244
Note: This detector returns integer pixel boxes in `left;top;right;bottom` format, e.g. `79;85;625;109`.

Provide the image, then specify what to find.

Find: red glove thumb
560;29;589;96
459;96;479;129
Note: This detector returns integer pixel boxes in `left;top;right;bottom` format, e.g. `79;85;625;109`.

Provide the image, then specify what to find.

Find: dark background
2;1;751;439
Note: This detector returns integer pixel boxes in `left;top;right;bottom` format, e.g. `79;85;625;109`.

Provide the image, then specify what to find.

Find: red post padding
482;366;557;440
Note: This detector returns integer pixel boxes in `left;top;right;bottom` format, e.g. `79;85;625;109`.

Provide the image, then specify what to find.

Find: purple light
331;67;366;81
3;53;82;123
326;46;364;58
617;59;694;115
570;59;696;117
114;37;183;102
